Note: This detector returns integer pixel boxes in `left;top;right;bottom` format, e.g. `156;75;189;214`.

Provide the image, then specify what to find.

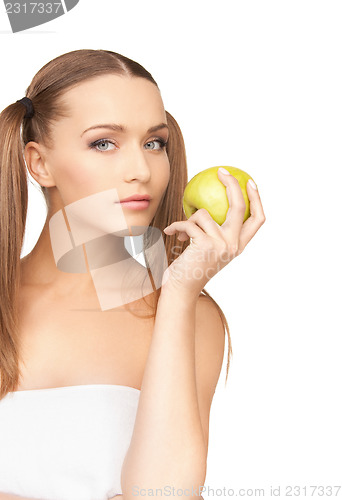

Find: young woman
0;49;265;500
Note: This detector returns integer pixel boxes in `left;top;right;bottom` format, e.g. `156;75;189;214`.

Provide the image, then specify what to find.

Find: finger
217;168;246;234
164;220;205;240
238;180;266;250
177;230;189;241
246;178;266;221
187;208;223;239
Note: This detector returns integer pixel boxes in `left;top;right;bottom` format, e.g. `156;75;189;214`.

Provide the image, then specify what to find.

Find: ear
24;141;56;188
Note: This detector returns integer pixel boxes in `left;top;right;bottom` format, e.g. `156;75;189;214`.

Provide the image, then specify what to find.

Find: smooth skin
2;75;169;499
21;74;170;297
2;74;265;500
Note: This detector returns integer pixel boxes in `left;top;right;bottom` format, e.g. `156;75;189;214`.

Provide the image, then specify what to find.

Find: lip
117;194;152;203
118;200;150;210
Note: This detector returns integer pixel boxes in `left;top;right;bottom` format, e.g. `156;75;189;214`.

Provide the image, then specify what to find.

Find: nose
122;141;152;183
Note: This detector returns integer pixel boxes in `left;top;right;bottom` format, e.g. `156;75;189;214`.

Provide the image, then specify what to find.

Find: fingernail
248;179;257;190
218;167;231;175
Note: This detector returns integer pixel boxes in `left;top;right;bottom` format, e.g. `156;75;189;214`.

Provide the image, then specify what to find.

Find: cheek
49;152;102;205
157;157;171;191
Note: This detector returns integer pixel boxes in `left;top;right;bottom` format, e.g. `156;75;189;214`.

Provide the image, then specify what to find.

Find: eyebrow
81;122;169;137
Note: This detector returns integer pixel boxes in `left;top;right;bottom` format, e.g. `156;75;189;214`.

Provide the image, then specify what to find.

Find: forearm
121;288;207;499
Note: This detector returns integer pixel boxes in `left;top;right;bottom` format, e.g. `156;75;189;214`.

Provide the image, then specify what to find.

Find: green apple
182;166;255;226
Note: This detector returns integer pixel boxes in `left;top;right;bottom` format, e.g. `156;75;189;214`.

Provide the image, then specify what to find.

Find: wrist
159;282;200;307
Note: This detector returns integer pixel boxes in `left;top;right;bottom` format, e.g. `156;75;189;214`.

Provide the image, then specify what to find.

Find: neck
20;216;136;297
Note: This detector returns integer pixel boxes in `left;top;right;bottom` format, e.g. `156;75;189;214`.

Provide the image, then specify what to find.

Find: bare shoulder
194;293;226;389
195;294;226;360
195;294;226;340
193;294;226;451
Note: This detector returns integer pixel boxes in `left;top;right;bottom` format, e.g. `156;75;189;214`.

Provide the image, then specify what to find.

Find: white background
0;1;341;498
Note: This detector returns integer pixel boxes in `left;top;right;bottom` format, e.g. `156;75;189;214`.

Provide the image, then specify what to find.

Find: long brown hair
0;49;232;401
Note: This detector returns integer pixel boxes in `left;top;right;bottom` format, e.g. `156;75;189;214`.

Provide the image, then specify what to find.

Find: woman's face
30;74;170;232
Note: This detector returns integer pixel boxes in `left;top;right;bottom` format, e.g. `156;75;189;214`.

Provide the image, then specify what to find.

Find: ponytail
0;101;30;399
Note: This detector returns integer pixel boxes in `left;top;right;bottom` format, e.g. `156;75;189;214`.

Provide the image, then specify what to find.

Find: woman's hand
162;169;266;297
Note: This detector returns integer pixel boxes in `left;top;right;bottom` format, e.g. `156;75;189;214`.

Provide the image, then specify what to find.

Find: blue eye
89;137;168;153
145;139;167;150
90;139;116;152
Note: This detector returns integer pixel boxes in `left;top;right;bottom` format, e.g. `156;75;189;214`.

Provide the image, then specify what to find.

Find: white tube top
0;384;140;500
